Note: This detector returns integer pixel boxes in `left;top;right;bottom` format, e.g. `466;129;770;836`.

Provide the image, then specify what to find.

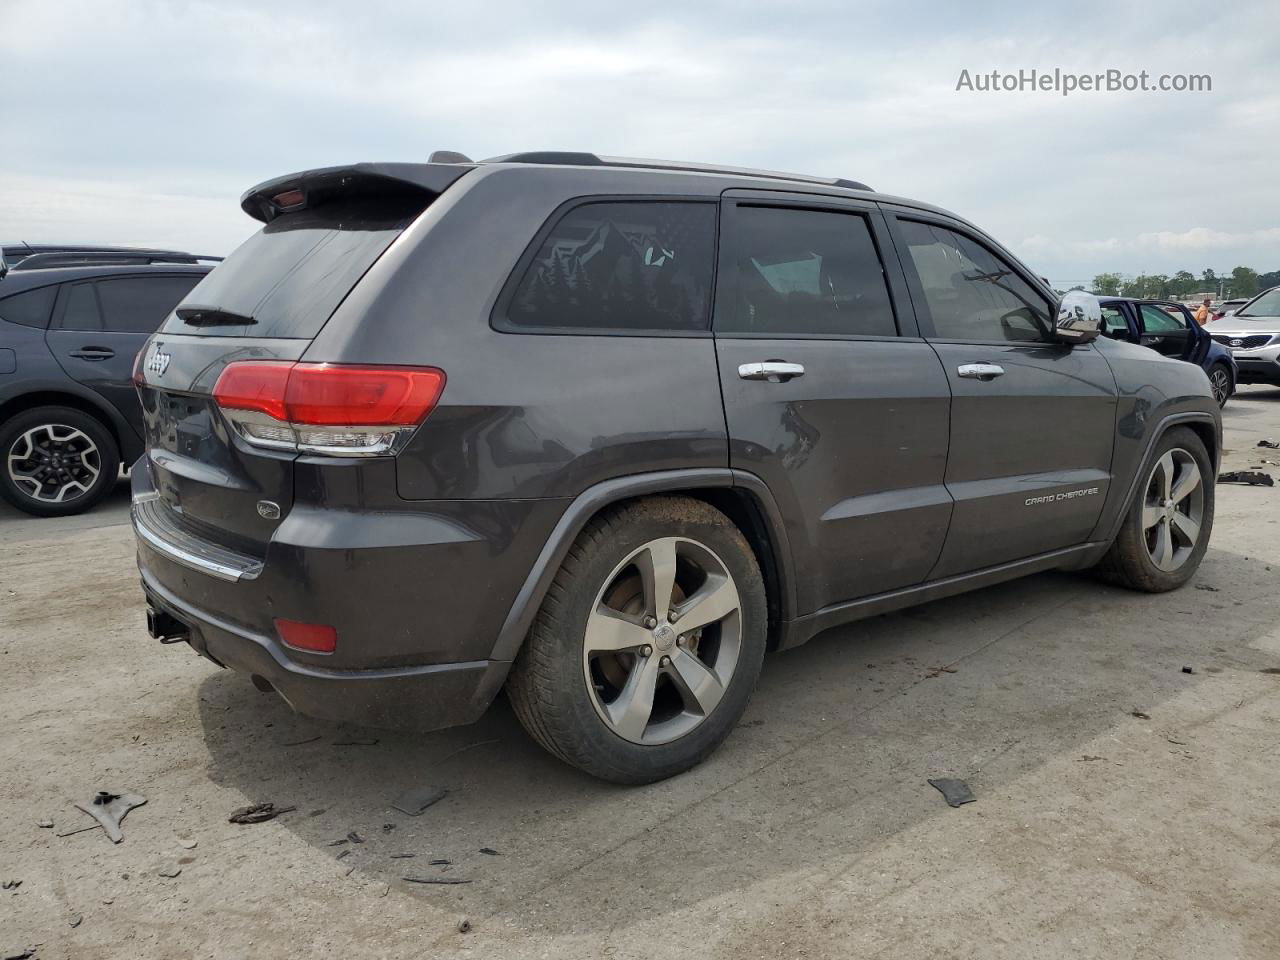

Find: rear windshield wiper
176;305;256;327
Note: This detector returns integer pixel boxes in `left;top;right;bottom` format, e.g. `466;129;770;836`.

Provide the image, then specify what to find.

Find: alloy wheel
1209;367;1231;405
1141;448;1204;572
582;536;742;745
5;423;102;504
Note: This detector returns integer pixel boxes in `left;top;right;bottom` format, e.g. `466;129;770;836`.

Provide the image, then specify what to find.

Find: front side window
505;201;717;332
1139;304;1188;334
899;219;1052;342
716;205;896;337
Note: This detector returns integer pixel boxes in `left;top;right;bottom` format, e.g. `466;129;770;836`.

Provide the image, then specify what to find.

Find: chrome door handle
957;362;1005;381
738;361;805;382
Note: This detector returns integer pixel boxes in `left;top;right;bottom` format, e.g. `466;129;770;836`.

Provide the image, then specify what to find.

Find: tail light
213;361;445;456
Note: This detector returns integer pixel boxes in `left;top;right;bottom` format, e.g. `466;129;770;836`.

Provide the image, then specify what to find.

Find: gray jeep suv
132;153;1221;783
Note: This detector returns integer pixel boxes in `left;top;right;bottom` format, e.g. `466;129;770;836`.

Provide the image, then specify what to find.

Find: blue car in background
1100;297;1236;407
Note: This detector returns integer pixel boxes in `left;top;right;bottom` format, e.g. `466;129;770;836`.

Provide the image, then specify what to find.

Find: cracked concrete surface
2;385;1279;959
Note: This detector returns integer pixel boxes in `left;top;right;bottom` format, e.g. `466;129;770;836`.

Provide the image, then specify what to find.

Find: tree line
1089;266;1279;301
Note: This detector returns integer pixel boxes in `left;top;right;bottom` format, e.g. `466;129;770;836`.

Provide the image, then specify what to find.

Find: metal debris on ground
1258;439;1279;449
1217;471;1274;486
347;831;365;844
228;802;296;825
73;791;148;844
402;876;472;885
391;785;449;817
1132;709;1152;719
927;778;975;807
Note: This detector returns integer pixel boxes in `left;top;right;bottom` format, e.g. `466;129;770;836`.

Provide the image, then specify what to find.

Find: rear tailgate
135;162;472;556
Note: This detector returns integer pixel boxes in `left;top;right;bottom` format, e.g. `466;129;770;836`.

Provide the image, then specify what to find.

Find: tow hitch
146;605;190;644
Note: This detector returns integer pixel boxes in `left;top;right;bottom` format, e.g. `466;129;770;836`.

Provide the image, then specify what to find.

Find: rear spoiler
240;162;476;223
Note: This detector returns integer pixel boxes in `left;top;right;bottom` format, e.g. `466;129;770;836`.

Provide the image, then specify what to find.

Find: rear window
0;284;57;328
501;200;717;333
160;197;420;338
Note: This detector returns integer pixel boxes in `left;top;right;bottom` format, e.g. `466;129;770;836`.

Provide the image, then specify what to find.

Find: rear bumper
142;571;504;730
130;460;568;730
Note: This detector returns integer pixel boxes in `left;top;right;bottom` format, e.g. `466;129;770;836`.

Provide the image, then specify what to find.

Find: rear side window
716;205;896;337
61;283;102;330
898;219;1052;342
504;201;717;333
0;285;57;328
160;197;420;338
96;276;201;333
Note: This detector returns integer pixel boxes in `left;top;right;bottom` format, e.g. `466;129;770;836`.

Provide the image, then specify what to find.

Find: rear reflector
275;618;337;654
212;361;445;456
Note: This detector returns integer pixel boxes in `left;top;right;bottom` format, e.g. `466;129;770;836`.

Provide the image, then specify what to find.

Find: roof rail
483;152;872;192
10;250;223;271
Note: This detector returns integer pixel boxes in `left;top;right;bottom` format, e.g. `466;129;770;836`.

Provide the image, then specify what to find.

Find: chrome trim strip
132;498;263;583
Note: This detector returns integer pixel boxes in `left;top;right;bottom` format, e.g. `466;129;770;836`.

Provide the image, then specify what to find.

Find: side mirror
1055;290;1102;345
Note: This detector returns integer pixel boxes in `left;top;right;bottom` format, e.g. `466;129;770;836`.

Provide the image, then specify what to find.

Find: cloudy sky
2;0;1276;285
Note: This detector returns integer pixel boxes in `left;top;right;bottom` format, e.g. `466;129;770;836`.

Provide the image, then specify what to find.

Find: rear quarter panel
304;165;730;500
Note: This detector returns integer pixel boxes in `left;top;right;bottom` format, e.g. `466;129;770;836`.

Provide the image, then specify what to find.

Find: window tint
61;283;103;330
899;220;1052;341
160;197;420;338
717;206;896;337
0;284;57;328
1139;304;1187;333
506;201;716;332
97;275;201;333
1101;305;1128;336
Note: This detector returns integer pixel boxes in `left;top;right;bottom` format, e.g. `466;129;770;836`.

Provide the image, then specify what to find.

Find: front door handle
70;347;115;360
957;362;1005;381
738;361;805;383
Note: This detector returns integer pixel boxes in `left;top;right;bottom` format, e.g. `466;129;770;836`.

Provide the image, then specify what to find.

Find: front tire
507;496;768;784
0;406;120;517
1096;426;1214;592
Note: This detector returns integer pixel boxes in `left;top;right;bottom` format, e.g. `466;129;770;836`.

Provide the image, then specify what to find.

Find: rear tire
1095;427;1214;592
0;406;120;517
1208;363;1233;407
507;496;768;784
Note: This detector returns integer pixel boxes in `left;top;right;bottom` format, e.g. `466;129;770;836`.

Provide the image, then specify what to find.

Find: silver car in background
1204;287;1280;387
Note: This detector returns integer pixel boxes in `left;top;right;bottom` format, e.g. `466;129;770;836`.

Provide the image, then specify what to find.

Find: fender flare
1095;410;1220;544
476;468;796;702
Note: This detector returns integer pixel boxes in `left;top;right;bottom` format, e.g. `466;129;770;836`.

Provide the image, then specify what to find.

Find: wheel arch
1096;411;1220;545
477;469;797;707
0;388;131;461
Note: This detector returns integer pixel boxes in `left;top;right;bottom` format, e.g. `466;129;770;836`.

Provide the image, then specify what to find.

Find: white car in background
1204;287;1280;388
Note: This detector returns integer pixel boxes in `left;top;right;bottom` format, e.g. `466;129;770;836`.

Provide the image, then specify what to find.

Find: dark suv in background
0;250;214;515
132;154;1220;784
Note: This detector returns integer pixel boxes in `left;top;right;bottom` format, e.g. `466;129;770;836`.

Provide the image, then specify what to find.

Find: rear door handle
957;362;1004;381
738;361;805;382
70;347;116;360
